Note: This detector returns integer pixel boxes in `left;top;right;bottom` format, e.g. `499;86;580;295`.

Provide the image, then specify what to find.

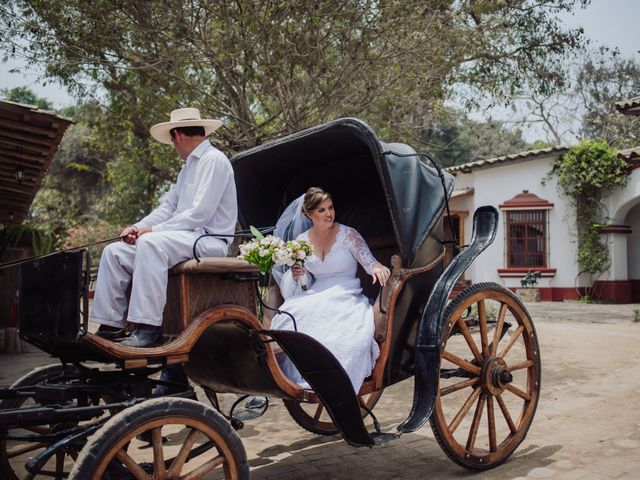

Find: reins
192;226;275;262
0;236;123;271
0;226;278;271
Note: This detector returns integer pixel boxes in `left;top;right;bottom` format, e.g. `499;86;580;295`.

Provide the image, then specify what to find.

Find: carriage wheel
430;283;541;470
283;389;384;435
70;397;248;479
0;363;83;480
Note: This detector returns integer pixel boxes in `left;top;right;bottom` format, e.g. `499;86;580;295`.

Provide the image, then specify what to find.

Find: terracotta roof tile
615;97;640;116
445;146;570;174
618;147;640;161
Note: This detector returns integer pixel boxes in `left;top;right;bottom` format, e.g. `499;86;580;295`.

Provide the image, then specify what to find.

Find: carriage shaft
0;399;138;429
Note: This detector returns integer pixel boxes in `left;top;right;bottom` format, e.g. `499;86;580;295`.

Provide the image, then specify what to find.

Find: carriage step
232;408;267;422
370;432;399;445
231;396;269;423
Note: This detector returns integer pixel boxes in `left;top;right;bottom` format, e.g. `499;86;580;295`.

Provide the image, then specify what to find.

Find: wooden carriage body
2;118;542;479
15;118;455;435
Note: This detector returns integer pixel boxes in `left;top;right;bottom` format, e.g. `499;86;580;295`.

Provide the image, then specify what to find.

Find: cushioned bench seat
163;257;259;335
170;257;258;274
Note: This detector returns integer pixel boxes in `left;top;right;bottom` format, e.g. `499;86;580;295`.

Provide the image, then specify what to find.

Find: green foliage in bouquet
239;227;314;274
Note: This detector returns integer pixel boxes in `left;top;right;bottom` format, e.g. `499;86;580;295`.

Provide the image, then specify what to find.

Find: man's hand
136;227;152;237
120;226;139;245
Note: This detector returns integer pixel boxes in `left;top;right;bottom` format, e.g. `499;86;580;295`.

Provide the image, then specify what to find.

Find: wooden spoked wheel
0;363;84;480
430;283;541;470
284;389;384;435
70;397;248;479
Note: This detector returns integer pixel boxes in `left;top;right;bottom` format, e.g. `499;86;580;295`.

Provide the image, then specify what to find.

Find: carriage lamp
15;166;24;185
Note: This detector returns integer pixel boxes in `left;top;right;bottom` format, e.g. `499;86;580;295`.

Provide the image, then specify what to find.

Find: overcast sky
1;0;638;109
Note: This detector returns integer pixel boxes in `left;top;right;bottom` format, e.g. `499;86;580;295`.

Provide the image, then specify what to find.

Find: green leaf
250;225;264;240
551;139;629;278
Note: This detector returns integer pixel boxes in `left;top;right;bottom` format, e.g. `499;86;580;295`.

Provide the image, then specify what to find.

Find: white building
445;96;640;303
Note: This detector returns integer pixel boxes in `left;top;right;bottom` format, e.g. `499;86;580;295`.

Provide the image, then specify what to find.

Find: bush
0;224;60;257
63;220;124;267
553;139;628;278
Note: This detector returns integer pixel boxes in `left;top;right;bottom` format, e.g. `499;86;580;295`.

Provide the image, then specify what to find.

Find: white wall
625;203;640;280
448;155;582;289
610;168;640;223
605;168;640;281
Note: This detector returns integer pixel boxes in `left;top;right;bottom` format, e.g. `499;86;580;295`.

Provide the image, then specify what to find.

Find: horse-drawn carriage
0;118;540;479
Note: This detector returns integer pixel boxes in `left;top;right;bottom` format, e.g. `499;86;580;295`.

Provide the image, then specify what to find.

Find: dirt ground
1;300;639;479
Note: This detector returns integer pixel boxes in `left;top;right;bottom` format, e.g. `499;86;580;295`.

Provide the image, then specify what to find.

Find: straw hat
150;108;222;144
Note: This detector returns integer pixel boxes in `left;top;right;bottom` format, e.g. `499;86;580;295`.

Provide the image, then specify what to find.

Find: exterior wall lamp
15;166;24;184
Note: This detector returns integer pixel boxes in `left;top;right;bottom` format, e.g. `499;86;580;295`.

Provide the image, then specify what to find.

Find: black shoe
95;324;127;340
245;396;268;409
153;385;197;399
152;364;192;397
120;324;163;348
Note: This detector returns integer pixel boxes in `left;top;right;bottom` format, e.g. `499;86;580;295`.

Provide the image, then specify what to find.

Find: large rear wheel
70;397;248;479
284;389;384;435
430;283;541;470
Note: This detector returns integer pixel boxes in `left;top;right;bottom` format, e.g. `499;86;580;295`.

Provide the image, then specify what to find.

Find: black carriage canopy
231;118;454;266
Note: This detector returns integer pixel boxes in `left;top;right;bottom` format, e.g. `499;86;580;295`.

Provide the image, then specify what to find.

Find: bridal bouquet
283;240;314;290
238;234;285;277
238;227;313;297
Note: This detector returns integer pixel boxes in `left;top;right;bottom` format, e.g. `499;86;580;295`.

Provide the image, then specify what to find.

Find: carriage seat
170;257;258;274
162;257;259;336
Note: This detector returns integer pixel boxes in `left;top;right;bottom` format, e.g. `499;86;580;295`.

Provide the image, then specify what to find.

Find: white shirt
134;139;237;237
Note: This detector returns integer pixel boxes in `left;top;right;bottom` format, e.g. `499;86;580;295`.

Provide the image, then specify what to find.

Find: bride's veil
272;194;312;286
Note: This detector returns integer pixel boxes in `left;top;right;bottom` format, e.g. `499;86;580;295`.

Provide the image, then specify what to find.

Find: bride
271;187;390;393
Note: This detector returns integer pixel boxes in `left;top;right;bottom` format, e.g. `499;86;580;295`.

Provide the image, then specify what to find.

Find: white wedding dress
271;223;381;393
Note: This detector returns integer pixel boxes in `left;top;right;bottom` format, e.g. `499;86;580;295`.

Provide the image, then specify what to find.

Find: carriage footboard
398;206;499;433
262;329;375;447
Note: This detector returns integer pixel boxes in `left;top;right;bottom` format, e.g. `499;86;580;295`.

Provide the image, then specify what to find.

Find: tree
1;0;587;222
415;107;530;167
1;85;53;109
488;48;640;146
576;51;640;148
29;101;112;231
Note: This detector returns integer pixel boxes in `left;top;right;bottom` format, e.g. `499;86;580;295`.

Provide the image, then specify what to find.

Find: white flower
239;232;312;275
272;248;289;266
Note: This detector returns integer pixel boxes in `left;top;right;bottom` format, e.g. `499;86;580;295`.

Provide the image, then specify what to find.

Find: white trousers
91;231;227;327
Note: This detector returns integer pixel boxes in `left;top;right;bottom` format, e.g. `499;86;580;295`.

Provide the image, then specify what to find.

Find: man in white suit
91;108;237;347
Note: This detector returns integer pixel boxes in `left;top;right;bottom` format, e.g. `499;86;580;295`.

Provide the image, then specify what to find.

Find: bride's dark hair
302;187;332;215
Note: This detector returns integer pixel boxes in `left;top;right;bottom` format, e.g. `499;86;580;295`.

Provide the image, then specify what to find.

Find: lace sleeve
344;226;378;275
